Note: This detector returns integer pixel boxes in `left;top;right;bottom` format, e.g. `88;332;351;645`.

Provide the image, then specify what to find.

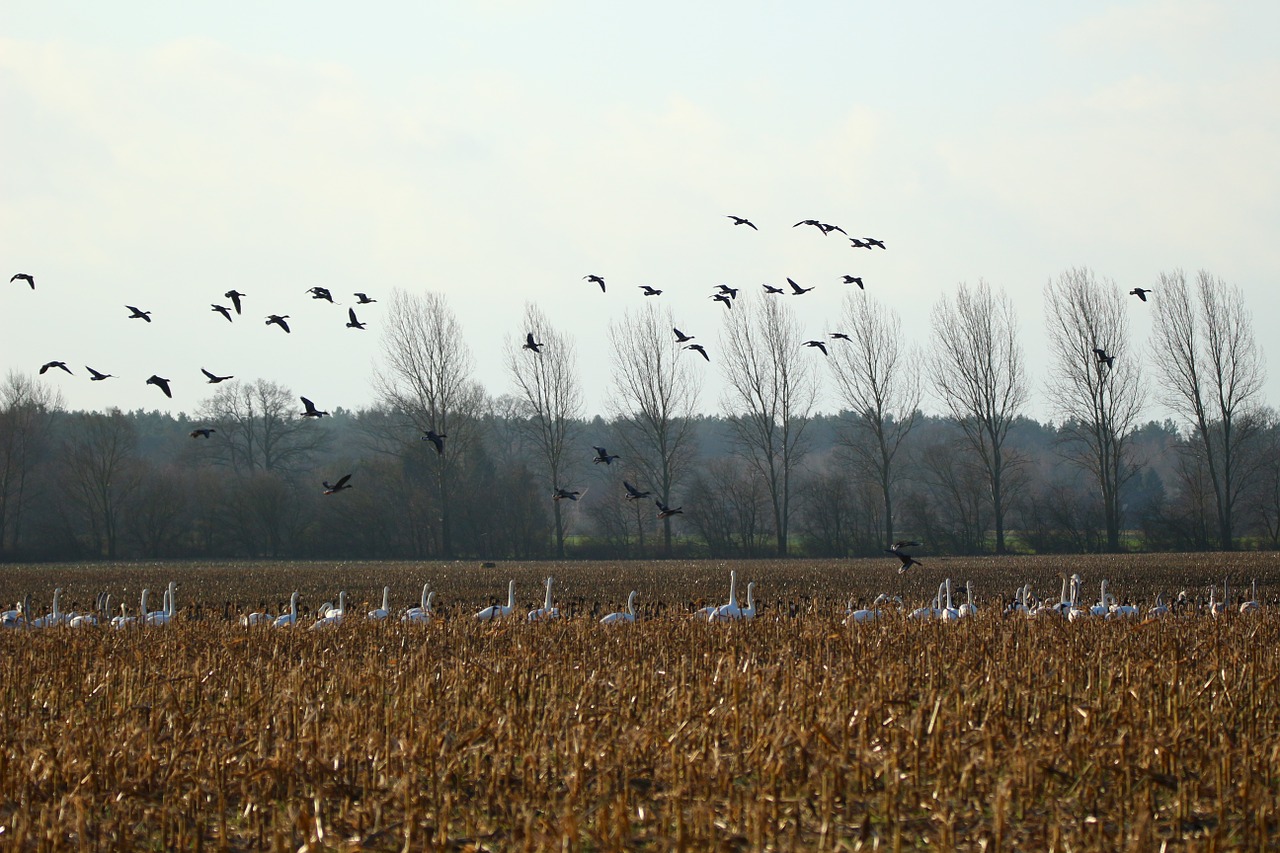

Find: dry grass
2;554;1279;850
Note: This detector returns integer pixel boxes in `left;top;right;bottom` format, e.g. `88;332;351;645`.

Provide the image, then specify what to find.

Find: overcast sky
2;1;1277;423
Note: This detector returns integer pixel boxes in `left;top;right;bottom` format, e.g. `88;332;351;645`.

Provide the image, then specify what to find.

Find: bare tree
607;304;702;556
1149;269;1266;549
1043;268;1146;550
827;293;922;547
0;372;61;553
60;410;141;559
717;296;817;555
929;280;1028;553
375;289;485;557
197;379;329;475
504;303;584;557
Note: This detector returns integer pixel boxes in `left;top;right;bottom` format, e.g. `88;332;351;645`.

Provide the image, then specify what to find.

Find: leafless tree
60;410;141;559
0;372;61;553
196;378;329;475
504;303;584;557
1149;269;1266;549
929;280;1028;553
607;304;702;556
375;289;486;557
827;293;922;548
717;296;817;554
1043;268;1146;550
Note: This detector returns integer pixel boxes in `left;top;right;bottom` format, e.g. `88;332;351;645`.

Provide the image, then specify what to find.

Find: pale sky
3;1;1278;422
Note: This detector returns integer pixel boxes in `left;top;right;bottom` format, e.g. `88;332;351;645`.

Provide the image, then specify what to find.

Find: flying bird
1130;288;1152;302
39;361;72;375
656;500;683;519
85;366;114;381
885;542;923;573
1093;347;1115;368
422;430;446;455
10;273;34;289
224;290;245;314
592;446;619;465
639;285;663;296
673;327;695;343
726;215;758;230
711;293;733;310
201;368;234;383
300;396;328;418
803;340;829;355
306;286;335;303
190;428;216;439
862;237;886;249
829;332;851;341
146;375;173;398
523;332;543;353
794;219;822;230
584;275;606;293
842;275;864;289
354;292;377;304
624;481;650;500
211;304;233;322
762;283;785;294
849;238;872;249
126;305;152;322
818;222;848;236
346;307;366;330
553;488;581;502
684;343;710;362
323;474;352;495
266;315;291;333
787;278;814;295
715;284;740;299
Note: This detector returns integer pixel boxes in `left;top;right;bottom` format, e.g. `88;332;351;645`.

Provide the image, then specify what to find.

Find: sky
2;1;1278;423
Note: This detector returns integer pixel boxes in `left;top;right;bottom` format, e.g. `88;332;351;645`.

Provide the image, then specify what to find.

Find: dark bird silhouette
346;307;366;330
711;293;733;310
126;305;152;322
553;487;581;502
849;238;872;249
624;481;650;500
715;284;739;299
224;290;245;314
788;277;814;295
885;542;923;573
212;304;233;322
584;275;606;293
11;273;35;289
39;361;72;375
639;285;663;296
86;366;114;381
146;375;173;398
862;237;886;249
1130;287;1152;302
306;286;335;303
684;343;710;362
422;430;446;455
762;283;785;294
323;474;352;495
794;219;822;230
592;446;619;465
354;292;377;304
829;332;851;341
818;222;848;236
523;332;544;353
300;396;328;418
266;314;291;333
803;340;829;355
201;368;234;383
727;215;758;230
673;327;695;343
656;500;683;519
1093;347;1115;368
190;428;216;439
890;540;923;550
842;275;864;289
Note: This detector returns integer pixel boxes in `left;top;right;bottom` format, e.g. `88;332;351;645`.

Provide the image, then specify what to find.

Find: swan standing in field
739;582;756;619
475;580;515;621
273;592;300;627
909;584;945;620
146;581;177;625
401;583;431;620
2;595;30;628
1089;580;1113;618
939;579;961;621
241;607;272;627
367;586;391;620
600;591;638;624
709;570;743;620
1209;581;1228;617
31;588;67;628
846;593;888;624
1148;592;1170;618
528;576;561;621
958;581;977;618
320;591;346;620
402;591;436;624
1240;579;1261;614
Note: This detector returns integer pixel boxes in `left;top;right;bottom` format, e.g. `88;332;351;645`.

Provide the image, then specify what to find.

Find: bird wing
526;332;536;347
301;396;317;414
348;307;359;324
333;474;351;489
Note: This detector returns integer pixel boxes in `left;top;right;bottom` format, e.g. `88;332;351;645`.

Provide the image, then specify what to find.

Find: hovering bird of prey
266;314;291;333
224;290;245;314
673;327;695;343
726;215;758;230
346;307;366;330
656;500;683;519
300;396;328;418
201;368;234;383
639;285;663;296
829;332;851;342
1093;347;1115;368
584;275;606;293
306;286;335;303
842;275;864;290
711;293;733;310
787;278;814;295
624;481;650;500
146;375;173;398
126;305;152;322
190;428;216;439
422;430;446;455
211;304;233;322
684;343;710;362
10;273;34;289
592;446;619;465
553;487;581;502
1129;287;1152;302
39;361;72;375
323;474;353;495
523;332;544;353
86;366;114;381
354;292;377;304
803;340;829;356
762;283;785;294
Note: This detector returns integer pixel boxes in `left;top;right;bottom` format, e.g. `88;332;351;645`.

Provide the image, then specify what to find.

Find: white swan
600;591;638;624
31;587;67;628
711;571;743;620
2;594;30;629
401;583;431;620
1089;579;1112;618
321;592;346;620
909;584;945;620
403;591;436;624
939;579;960;621
528;576;561;621
739;582;756;619
1240;579;1261;614
1148;592;1170;618
958;580;977;618
241;609;272;627
1209;582;1227;617
846;593;888;624
146;581;176;626
367;586;391;620
273;592;300;627
475;580;515;621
